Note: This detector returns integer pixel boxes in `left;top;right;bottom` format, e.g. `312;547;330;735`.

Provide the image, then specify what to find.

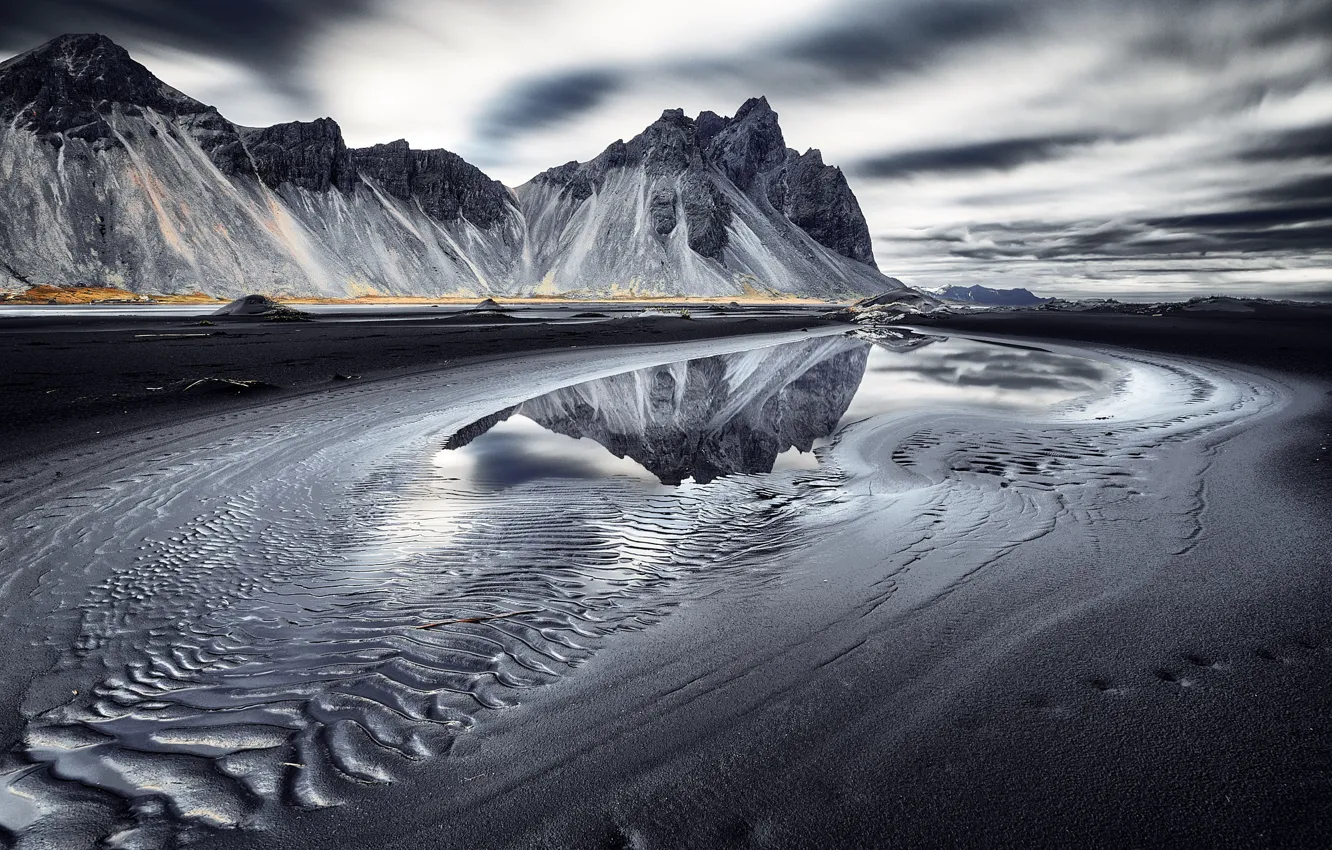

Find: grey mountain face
446;336;873;484
521;97;890;297
0;35;902;299
0;33;253;176
240;119;357;194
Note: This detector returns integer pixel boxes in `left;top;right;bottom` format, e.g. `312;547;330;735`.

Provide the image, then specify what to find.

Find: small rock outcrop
213;294;309;320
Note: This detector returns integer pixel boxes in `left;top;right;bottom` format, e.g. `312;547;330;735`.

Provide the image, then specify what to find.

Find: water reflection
439;331;1118;487
442;336;872;485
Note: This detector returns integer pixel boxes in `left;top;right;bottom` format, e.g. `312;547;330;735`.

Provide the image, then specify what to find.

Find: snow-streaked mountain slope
0;34;902;299
519;100;902;298
0;35;527;297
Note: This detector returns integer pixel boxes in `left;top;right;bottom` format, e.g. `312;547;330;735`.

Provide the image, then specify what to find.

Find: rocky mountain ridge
0;33;902;299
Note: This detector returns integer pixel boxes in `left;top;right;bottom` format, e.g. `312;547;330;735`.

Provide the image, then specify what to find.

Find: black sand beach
1;305;1329;848
0;307;832;461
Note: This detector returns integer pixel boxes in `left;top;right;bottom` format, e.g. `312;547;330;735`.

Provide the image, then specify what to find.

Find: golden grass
282;294;844;306
2;285;845;307
3;285;224;304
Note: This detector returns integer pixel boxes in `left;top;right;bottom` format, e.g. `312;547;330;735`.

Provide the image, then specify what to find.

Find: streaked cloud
0;0;1328;299
854;135;1113;178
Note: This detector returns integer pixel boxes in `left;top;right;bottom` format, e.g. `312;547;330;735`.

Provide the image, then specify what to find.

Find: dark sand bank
0;308;832;463
0;307;1328;848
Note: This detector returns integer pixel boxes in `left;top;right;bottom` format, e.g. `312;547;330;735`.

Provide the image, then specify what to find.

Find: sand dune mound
213;294;310;321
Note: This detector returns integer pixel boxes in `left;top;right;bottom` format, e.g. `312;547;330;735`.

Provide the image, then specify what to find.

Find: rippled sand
0;326;1290;847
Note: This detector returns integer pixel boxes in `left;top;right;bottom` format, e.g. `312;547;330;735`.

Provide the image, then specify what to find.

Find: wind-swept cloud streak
854;135;1113;178
0;0;1328;299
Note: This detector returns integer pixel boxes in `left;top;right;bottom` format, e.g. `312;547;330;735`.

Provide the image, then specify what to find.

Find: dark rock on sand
213;294;310;321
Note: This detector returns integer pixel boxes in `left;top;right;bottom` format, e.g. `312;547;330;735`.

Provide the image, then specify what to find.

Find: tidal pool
434;332;1119;488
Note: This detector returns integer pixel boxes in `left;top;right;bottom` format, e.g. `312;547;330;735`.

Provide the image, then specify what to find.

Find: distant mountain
0;34;905;300
933;285;1048;306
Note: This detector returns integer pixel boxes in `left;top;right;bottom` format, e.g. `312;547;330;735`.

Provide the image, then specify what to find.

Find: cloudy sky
1;0;1329;299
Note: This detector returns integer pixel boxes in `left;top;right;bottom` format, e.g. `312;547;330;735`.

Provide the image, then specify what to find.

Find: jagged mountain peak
0;33;197;118
5;33;134;74
733;95;774;119
0;32;254;175
706;98;788;190
514;95;893;296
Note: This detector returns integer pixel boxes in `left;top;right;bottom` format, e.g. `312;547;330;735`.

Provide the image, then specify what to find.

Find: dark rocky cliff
0;33;254;176
529;96;876;267
766;148;876;266
350;141;517;228
240;118;356;193
238;119;518;229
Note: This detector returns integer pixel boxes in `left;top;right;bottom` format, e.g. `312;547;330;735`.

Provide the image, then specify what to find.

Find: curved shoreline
0;315;1327;847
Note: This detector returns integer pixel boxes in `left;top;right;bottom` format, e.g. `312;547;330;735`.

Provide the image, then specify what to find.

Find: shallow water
0;329;1273;847
436;333;1117;488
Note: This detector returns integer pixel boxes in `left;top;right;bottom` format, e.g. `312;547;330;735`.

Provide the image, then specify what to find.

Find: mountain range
932;285;1047;306
0;34;904;300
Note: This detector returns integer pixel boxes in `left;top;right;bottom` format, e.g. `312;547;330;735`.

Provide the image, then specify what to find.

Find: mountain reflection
445;336;875;484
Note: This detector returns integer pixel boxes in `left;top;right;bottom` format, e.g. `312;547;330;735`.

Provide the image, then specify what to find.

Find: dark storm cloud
0;0;374;100
468;0;1039;147
1243;0;1332;47
897;193;1332;264
1239;122;1332;162
475;69;621;144
1251;173;1332;206
781;0;1027;79
1147;204;1332;231
1127;175;1332;254
854;134;1107;177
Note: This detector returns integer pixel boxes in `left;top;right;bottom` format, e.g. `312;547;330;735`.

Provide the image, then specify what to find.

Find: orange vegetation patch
2;285;225;305
282;294;845;306
1;287;845;308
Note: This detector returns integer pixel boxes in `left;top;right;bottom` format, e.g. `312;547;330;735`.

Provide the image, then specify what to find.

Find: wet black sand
2;305;1330;848
209;309;1329;849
